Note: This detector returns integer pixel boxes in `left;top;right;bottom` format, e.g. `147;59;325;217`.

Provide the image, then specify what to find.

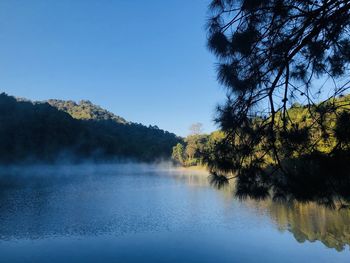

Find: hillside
0;93;180;164
46;99;127;124
174;94;350;166
172;95;350;206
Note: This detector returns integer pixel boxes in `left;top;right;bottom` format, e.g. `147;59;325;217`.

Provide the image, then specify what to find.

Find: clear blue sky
0;0;225;136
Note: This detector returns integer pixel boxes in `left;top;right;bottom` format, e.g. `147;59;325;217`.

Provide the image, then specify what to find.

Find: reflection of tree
266;202;350;251
190;170;350;252
177;172;350;251
201;171;350;252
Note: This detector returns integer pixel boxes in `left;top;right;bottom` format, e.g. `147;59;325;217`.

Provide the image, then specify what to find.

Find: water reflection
174;170;350;251
268;202;350;251
0;164;348;263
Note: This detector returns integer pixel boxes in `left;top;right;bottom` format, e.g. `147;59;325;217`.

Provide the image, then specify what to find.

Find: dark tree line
0;93;180;164
206;0;350;207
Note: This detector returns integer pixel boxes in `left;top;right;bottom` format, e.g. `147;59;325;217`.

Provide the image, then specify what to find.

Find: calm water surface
0;163;349;262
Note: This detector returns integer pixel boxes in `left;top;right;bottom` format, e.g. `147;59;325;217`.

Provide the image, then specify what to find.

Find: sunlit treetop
207;0;350;127
205;1;350;206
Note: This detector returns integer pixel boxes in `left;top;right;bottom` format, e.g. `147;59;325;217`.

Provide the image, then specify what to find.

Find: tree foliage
206;0;350;207
47;99;127;123
172;131;225;167
0;93;180;163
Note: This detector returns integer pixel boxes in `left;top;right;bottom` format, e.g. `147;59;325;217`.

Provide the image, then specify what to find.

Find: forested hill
46;99;127;124
0;93;180;164
174;94;350;168
172;94;350;207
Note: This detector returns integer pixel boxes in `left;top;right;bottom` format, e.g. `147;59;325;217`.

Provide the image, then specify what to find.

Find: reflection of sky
0;164;349;262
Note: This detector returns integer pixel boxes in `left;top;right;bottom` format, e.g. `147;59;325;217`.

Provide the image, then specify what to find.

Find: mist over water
0;163;349;263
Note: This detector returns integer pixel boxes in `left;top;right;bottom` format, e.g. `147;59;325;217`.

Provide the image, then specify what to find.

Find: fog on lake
0;163;349;263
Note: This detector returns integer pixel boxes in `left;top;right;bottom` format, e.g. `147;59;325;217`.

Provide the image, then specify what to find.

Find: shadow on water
0;164;349;262
174;171;350;252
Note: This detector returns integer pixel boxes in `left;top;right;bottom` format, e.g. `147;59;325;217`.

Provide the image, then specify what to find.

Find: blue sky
0;0;225;136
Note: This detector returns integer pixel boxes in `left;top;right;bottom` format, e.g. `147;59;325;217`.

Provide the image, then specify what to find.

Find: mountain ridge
46;99;128;124
0;93;180;163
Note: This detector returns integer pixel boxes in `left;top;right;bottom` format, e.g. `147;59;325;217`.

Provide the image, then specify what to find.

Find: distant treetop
46;99;128;124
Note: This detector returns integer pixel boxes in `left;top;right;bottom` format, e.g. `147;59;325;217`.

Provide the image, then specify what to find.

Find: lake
0;163;349;262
